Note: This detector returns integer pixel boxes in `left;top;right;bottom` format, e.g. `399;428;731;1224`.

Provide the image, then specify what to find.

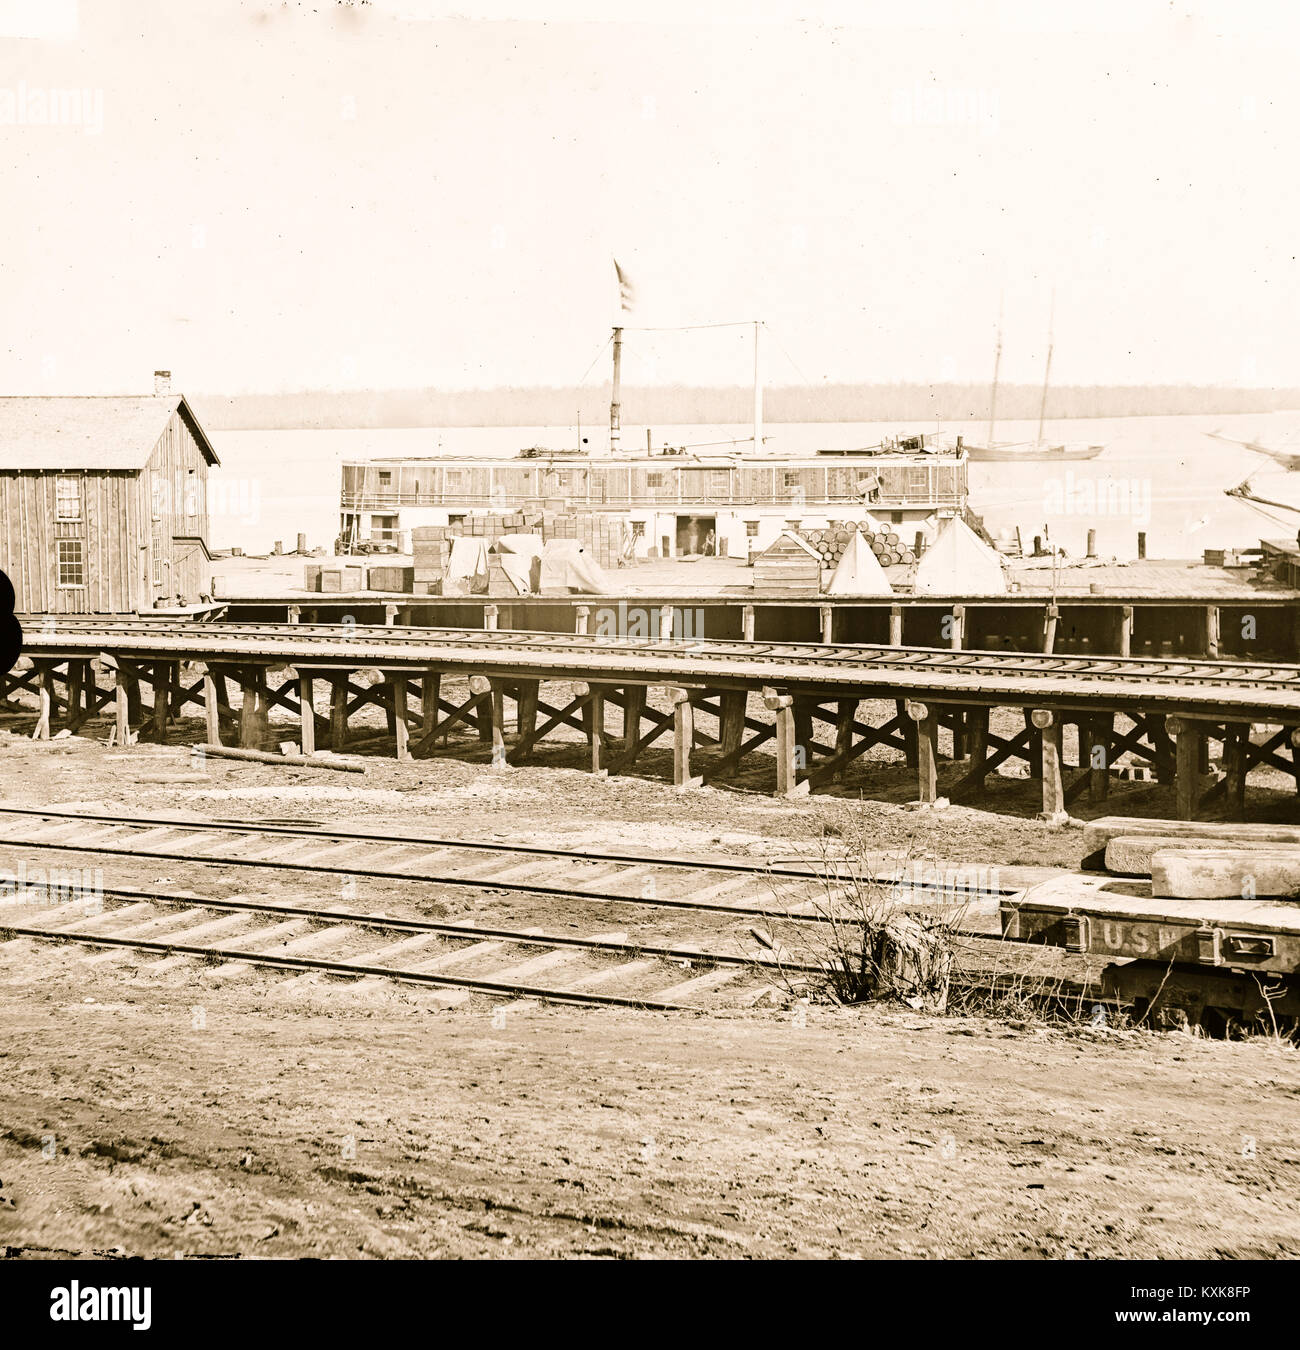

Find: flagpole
609;325;623;454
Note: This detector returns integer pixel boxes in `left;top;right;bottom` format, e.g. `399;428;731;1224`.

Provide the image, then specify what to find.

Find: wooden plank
1151;846;1300;900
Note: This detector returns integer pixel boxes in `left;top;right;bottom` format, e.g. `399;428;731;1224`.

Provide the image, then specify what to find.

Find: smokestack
154;370;172;396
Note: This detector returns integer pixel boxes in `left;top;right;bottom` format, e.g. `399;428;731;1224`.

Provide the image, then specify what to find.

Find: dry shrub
762;831;967;1012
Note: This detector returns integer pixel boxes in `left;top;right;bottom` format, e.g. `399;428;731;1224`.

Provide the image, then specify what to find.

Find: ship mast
1036;291;1055;449
986;298;1003;450
753;320;763;454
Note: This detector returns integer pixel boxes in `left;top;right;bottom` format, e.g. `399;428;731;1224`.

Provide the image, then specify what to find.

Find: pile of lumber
752;532;821;595
1084;815;1300;899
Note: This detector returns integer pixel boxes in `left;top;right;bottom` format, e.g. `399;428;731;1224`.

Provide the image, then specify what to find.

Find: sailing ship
963;298;1105;463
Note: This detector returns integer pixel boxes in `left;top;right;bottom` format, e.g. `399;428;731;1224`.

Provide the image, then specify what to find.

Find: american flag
614;258;636;314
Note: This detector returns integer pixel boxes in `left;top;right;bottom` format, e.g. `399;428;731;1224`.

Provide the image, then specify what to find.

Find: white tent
826;529;893;595
914;515;1007;594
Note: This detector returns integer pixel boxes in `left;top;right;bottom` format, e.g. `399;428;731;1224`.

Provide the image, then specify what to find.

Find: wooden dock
8;618;1300;816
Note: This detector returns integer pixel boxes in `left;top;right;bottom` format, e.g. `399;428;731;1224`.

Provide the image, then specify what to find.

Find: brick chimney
154;370;172;396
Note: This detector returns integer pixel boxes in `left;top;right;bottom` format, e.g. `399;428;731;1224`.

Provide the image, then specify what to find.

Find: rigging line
762;321;816;388
620;320;757;332
575;334;613;386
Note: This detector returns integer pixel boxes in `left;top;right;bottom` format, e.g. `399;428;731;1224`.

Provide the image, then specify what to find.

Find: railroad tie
651;964;744;1004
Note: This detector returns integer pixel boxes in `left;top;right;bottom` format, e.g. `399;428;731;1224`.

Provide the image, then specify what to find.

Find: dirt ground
2;992;1298;1259
1;707;1299;1259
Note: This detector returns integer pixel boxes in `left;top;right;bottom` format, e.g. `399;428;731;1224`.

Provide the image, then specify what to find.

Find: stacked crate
411;525;451;596
365;564;414;592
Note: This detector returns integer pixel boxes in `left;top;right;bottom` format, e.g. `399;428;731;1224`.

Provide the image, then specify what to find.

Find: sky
0;0;1298;395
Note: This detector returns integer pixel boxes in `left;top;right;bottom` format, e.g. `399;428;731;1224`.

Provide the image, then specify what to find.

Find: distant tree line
188;383;1300;431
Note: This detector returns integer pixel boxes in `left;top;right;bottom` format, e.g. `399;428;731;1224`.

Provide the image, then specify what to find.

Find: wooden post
889;603;903;647
659;604;674;640
719;690;746;760
742;604;755;642
487;680;506;768
1031;708;1065;821
330;676;348;751
575;605;590;636
1042;604;1059;655
764;688;799;797
422;672;439;740
516;679;540;751
618;683;645;764
819;604;833;644
202;664;221;746
287;604;302;624
1168;716;1201;821
793;698;815;765
298;673;315;757
384;603;398;627
905;700;939;804
1224;722;1247;820
948;604;965;651
967;706;989;794
32;664;52;740
239;667;270;749
390;675;409;761
484;604;499;632
1118;605;1133;658
1088;713;1111;801
1205;605;1220;659
469;673;492;743
897;697;918;767
670;688;701;789
114;666;130;747
584;684;606;775
153;662;171;743
1025;709;1042;778
833;698;855;782
66;661;84;732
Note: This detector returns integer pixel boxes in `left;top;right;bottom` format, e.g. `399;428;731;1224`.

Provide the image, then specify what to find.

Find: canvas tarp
826;529;893;595
493;533;543;595
443;536;489;595
914;515;1007;594
539;539;610;594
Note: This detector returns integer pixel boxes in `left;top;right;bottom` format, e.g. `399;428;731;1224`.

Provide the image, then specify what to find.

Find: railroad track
0;883;825;1009
0;809;1097;1007
0;879;1086;1009
20;617;1300;693
0;805;1022;921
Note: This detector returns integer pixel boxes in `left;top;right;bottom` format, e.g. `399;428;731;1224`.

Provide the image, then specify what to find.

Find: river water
206;411;1300;560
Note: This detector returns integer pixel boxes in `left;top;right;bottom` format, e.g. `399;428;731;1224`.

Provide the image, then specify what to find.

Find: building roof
0;395;220;470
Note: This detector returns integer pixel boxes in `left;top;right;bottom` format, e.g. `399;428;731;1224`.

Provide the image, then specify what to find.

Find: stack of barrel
803;521;917;569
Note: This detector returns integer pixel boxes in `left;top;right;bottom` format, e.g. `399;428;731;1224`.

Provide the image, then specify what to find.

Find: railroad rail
0;806;1021;921
7;620;1300;816
0;820;1084;1007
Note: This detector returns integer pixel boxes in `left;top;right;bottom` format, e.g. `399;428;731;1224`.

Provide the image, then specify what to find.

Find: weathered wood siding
0;469;145;614
0;407;211;615
142;407;211;606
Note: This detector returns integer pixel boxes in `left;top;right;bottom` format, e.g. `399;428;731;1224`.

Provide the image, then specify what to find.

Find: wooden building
0;382;220;614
